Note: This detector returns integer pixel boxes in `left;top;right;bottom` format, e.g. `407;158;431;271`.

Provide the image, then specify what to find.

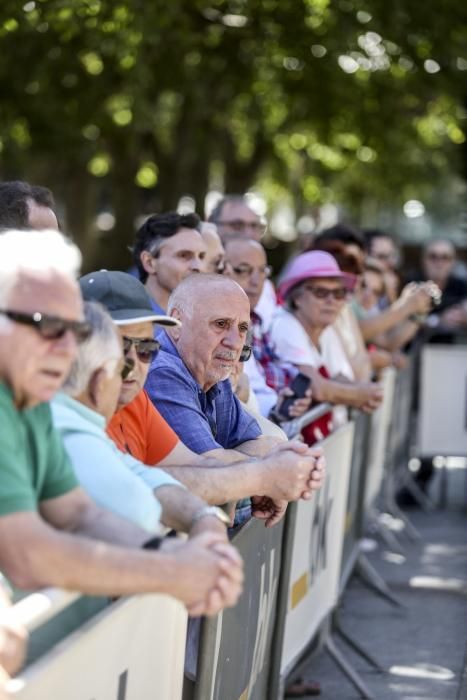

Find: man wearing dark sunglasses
0;230;242;617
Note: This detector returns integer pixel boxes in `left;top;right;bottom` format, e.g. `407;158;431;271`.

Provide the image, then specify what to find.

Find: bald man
145;275;281;461
144;275;326;527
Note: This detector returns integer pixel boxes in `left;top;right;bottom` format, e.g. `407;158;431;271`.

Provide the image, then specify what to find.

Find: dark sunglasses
122;336;160;364
121;356;135;380
0;309;92;343
303;286;347;300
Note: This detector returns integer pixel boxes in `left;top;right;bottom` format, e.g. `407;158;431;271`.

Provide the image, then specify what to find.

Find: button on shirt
145;333;261;454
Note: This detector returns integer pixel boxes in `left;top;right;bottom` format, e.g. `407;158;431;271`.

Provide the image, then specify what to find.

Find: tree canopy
0;0;466;267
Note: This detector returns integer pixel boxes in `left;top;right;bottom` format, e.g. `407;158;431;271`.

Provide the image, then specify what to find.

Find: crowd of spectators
0;179;466;696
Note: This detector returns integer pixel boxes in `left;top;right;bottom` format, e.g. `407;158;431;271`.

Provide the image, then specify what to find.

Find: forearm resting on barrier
0;512;243;613
153;484;227;538
299;366;383;411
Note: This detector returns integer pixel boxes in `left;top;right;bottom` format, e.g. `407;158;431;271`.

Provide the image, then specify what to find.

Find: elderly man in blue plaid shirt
145;274;323;527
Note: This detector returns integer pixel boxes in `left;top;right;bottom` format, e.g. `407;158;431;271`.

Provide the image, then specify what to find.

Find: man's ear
140;250;158;276
88;368;106;410
168;308;182;341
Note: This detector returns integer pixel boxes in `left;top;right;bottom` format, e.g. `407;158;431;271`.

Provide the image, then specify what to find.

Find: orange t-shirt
107;390;178;465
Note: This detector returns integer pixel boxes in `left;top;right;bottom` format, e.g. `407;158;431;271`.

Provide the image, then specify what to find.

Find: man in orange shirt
80;271;326;521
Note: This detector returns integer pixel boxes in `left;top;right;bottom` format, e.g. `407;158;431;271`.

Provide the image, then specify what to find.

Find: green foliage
0;0;466;264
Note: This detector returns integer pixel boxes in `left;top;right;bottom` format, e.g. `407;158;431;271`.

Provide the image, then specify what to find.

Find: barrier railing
5;361;423;700
192;514;286;700
0;589;80;633
7;593;187;700
275;422;355;690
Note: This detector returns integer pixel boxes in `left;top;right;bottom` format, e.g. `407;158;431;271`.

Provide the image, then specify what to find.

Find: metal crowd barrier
5;361;427;700
6;592;187;700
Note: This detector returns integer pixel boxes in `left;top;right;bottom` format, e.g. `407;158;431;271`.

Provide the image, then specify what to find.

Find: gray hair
63;301;121;397
0;228;81;307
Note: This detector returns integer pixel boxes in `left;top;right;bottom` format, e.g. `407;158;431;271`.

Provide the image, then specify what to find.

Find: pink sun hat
278;250;357;302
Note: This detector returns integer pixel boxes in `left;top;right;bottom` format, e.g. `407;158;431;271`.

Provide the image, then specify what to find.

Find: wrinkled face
358;270;385;310
172;287;250;391
370;236;398;272
293;277;346;330
0;271;83;408
424;242;455;285
216;201;266;242
226;240;269;310
150;228;207;293
116;320;154;407
27;199;59;231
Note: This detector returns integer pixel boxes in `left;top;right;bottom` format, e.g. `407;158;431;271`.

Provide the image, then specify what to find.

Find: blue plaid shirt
145;333;261;454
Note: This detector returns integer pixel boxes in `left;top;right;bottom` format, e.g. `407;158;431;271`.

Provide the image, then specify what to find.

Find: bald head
168;273;249;316
167;274;251;392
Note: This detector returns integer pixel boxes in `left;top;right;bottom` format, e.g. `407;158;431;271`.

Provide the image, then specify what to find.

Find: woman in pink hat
270;251;383;441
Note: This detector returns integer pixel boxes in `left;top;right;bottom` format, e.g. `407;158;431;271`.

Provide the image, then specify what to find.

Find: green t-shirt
0;382;78;515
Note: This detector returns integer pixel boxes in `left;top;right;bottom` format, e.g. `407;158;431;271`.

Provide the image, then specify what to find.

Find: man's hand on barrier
302;449;326;500
165;532;243;617
260;444;324;501
251;496;288;528
356;382;383;413
185;535;244;617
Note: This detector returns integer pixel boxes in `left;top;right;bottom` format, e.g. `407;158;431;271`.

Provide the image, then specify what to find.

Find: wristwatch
191;505;231;527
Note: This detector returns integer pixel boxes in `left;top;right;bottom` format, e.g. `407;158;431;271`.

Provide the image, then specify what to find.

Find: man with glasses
133;211;207;322
208;195;278;328
0;229;242;618
146;274;327;528
81;271;325;523
225;237;313;420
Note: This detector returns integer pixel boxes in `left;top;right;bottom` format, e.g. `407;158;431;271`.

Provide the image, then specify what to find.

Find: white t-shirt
255;279;278;332
269;307;354;380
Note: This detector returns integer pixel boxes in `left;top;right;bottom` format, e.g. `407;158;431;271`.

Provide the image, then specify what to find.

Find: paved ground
291;468;467;700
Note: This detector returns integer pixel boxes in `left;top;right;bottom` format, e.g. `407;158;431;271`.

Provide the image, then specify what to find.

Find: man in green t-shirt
0;229;243;620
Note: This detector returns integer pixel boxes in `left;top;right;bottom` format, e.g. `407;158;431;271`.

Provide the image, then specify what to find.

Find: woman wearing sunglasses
270;251;383;442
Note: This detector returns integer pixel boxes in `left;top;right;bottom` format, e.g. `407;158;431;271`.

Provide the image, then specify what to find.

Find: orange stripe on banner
291;572;309;609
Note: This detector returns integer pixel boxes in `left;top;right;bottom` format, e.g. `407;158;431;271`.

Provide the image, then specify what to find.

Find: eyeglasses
122;336;160;364
303;286;347;300
231;264;272;280
239;345;252;362
217;219;267;236
121;357;135;380
426;252;453;263
0;309;92;343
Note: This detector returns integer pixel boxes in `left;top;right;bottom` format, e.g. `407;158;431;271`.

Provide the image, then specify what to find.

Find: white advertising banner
280;421;355;676
363;366;396;511
10;594;187;700
418;345;467;456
